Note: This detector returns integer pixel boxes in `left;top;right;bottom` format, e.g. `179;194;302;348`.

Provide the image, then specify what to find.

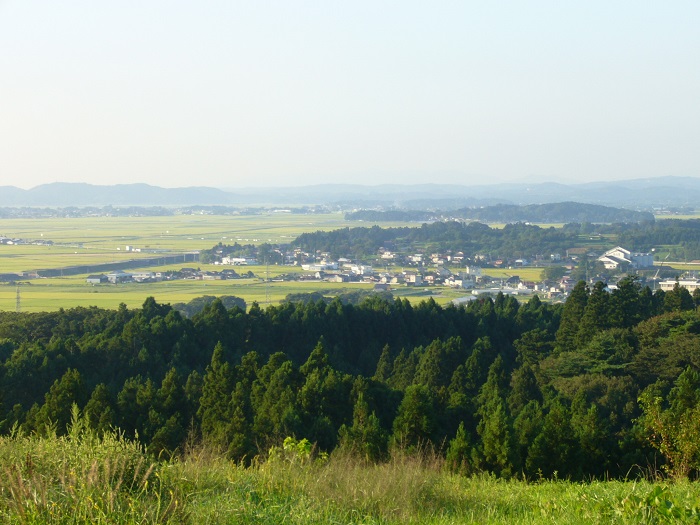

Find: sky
1;2;699;190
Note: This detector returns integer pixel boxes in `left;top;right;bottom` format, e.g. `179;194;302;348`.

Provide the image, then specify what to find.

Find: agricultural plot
0;213;355;253
3;212;656;312
1;279;372;312
2;275;473;312
0;214;426;311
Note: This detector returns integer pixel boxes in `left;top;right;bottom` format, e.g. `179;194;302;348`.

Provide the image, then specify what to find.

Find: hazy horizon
2;2;699;190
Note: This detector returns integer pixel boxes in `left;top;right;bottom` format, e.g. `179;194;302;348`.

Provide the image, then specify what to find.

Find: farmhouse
106;271;131;284
403;271;423;286
86;274;108;284
221;256;258;265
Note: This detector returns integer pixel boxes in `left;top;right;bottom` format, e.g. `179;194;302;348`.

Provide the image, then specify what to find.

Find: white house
598;247;654;270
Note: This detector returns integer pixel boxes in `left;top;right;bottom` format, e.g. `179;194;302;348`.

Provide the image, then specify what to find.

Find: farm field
0;213;356;254
11;212;695;312
0;213;547;312
0;274;475;312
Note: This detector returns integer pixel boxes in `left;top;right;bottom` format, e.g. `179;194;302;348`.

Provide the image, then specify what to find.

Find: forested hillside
293;218;700;262
1;280;700;479
293;221;573;260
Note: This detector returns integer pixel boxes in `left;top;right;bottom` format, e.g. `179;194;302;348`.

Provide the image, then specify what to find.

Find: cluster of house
0;236;53;246
84;243;700;297
86;267;253;284
301;259;551;295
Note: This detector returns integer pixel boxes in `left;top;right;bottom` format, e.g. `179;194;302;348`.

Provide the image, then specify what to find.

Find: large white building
659;279;700;292
598;246;654;270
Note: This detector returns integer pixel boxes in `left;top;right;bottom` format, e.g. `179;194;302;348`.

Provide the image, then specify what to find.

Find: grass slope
2;414;700;524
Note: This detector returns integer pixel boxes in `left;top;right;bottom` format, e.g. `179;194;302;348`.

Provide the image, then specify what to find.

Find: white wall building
598;246;654;270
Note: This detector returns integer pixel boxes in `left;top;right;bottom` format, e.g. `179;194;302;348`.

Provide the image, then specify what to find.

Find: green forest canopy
2;278;700;479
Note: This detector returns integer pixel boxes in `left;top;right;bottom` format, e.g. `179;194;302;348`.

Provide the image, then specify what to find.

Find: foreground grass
2;421;700;524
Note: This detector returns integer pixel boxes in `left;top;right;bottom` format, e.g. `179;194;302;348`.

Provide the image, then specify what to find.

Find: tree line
346;202;654;224
1;280;700;479
200;218;700;266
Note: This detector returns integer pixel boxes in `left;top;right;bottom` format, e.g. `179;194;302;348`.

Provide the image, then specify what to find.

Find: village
82;244;700;302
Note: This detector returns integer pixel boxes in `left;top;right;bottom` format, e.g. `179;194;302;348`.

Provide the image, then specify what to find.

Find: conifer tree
576;281;610;348
664;281;695;312
555;281;588;353
198;342;234;448
338;393;388;462
84;383;115;435
474;356;518;477
373;344;392;382
609;276;642;328
513;400;543;475
526;399;577;478
253;360;301;442
33;368;87;434
446;421;473;474
391;384;435;450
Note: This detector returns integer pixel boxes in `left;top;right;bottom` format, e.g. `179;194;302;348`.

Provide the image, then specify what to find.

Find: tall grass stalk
0;407;182;524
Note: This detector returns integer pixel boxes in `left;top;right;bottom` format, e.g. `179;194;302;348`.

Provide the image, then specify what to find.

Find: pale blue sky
1;1;699;189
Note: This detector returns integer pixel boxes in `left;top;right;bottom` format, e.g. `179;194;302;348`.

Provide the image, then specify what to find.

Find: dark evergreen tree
198;342;234;448
474;356;518;477
32;368;87;434
664;281;695;312
446;422;473;474
373;344;392;382
525;400;578;479
555;281;588;353
253;359;301;444
84;383;115;435
338;393;388;462
576;281;610;348
391;384;436;450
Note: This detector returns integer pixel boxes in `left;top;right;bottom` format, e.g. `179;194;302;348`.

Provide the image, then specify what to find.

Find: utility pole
265;258;270;305
15;286;20;313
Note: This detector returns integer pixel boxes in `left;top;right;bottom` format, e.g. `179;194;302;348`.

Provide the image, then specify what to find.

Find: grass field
2;420;699;525
482;267;544;281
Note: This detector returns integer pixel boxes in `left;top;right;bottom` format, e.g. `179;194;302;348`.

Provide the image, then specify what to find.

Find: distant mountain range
0;183;232;207
1;176;699;208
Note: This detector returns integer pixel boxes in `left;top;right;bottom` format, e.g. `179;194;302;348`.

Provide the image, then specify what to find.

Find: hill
2;176;699;208
346;202;655;223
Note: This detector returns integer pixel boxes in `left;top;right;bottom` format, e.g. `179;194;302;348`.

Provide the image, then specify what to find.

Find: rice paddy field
0;272;476;312
6;212;693;313
0;213;471;312
0;213;358;254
